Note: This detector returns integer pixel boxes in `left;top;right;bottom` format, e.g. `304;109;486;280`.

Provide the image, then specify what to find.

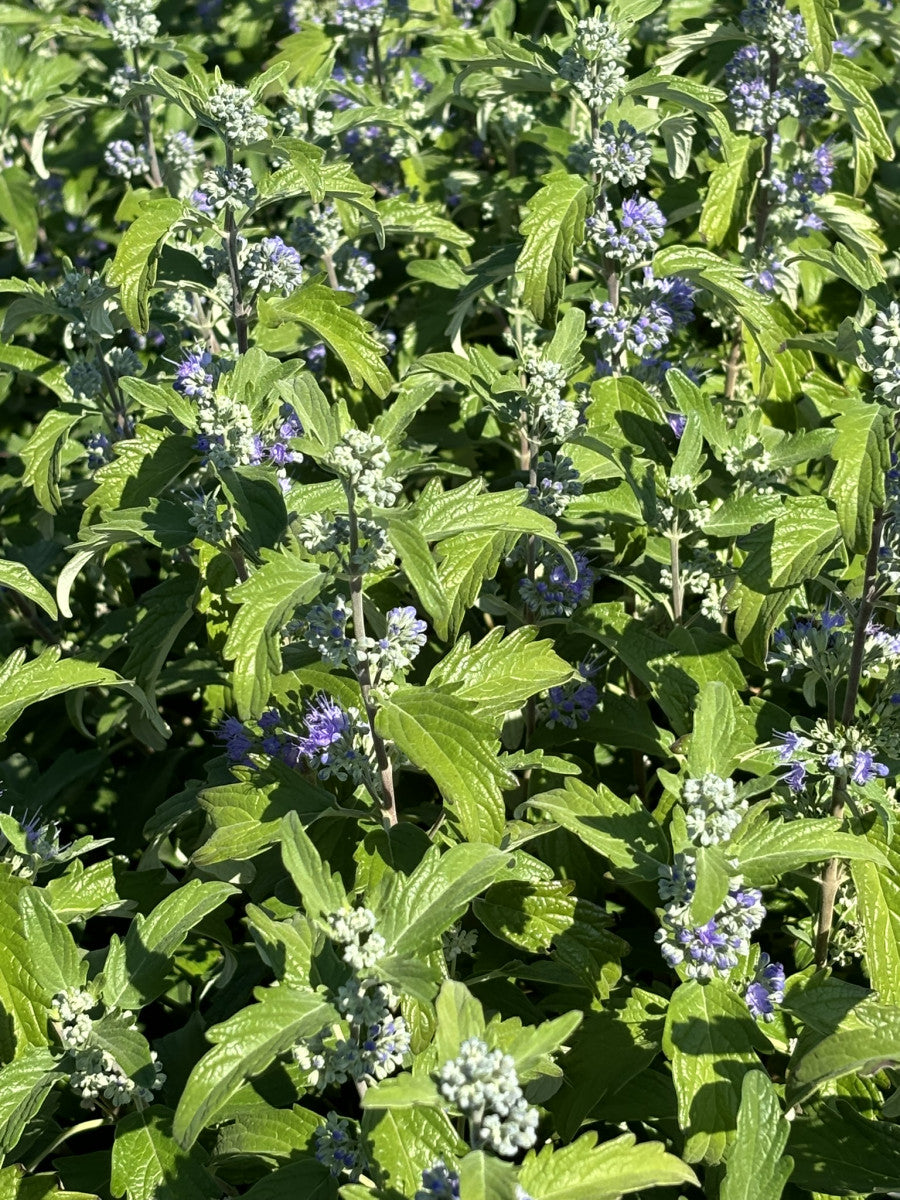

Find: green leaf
280;810;347;921
517;171;592;325
239;1160;336;1200
373;842;511;959
435;529;518;641
0;559;57;620
518;1132;697;1200
788;1100;900;1194
721;1071;792;1200
788;1001;900;1101
262;283;391;397
427;627;571;725
527;778;667;880
376;196;473;248
19;404;85;513
384;518;447;633
662;979;767;1164
852;822;900;1006
223;549;324;719
102;880;237;1009
474;880;576;952
731;817;888;886
0;1048;59;1160
108;198;185;333
17;888;84;995
730;496;842;666
0;166;38;265
173;987;336;1149
827;403;889;554
0;647;168;746
362;1108;465;1198
111;1107;219;1200
700;136;757;249
376;686;516;846
212;1103;320;1166
798;0;837;69
458;1150;518;1200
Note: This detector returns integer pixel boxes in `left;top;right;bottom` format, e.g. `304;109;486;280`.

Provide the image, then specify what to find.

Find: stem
345;487;398;826
753;51;780;258
25;1119;108;1173
522;432;539;748
814;507;886;967
223;146;249;354
723;332;743;402
370;30;388;102
95;348;128;435
130;51;163;189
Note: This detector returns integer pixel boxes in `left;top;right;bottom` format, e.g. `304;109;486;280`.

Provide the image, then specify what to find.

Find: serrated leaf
852;822;900;1006
102;880;237;1009
662;979;766;1164
721;1071;792;1200
458;1150;518;1200
362;1108;465;1198
474;880;576;952
517;171;591;325
376;686;516;845
700;136;756;248
0;166;38;265
17;888;84;995
280;810;347;921
373;842;511;959
527;778;667;880
19;404;85;513
518;1131;697;1199
0;647;168;746
788;1100;900;1194
788;1001;900;1101
0;559;57;620
798;0;836;70
262;283;391;397
212;1103;320;1167
731;497;842;667
427;627;571;725
111;1107;219;1200
827;403;888;554
0;1048;59;1160
223;549;324;719
731;817;887;885
108;198;185;333
173;988;335;1148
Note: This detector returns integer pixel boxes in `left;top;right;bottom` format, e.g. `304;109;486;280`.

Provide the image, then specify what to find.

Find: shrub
0;0;898;1197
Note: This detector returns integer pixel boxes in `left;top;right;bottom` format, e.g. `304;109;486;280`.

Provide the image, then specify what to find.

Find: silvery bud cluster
104;0;160;49
866;302;900;406
242;236;304;296
326;905;387;972
330;429;402;508
294;512;395;572
435;1037;539;1158
52;989;96;1050
196;392;256;468
570;121;652;187
682;773;748;846
185;490;235;545
162;130;199;172
69;1048;165;1110
205;82;268;147
196;165;258;213
557;13;629;111
104;139;149;179
505;352;580;443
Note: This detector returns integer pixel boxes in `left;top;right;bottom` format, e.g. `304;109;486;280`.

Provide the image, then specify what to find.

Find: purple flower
775;730;809;762
216;715;254;764
520;551;595;618
851;750;890;786
785;759;807;792
174;349;214;396
745;954;786;1021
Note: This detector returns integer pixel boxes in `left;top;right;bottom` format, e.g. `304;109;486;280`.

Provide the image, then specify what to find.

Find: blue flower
745;953;786;1021
851;750;890;786
174;349;215;397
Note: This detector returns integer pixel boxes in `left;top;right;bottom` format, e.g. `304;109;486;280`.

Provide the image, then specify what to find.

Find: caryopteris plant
0;0;899;1197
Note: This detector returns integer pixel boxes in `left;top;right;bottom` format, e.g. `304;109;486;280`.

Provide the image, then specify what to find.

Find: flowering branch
814;506;887;967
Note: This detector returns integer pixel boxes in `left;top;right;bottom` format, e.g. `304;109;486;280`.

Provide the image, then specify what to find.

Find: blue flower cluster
586;196;666;268
776;725;890;794
589;270;694;361
313;1112;362;1180
520;550;595;618
416;1161;460;1200
745;953;786;1021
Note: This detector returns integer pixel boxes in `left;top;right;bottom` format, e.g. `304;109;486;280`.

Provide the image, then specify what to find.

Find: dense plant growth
0;0;899;1196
